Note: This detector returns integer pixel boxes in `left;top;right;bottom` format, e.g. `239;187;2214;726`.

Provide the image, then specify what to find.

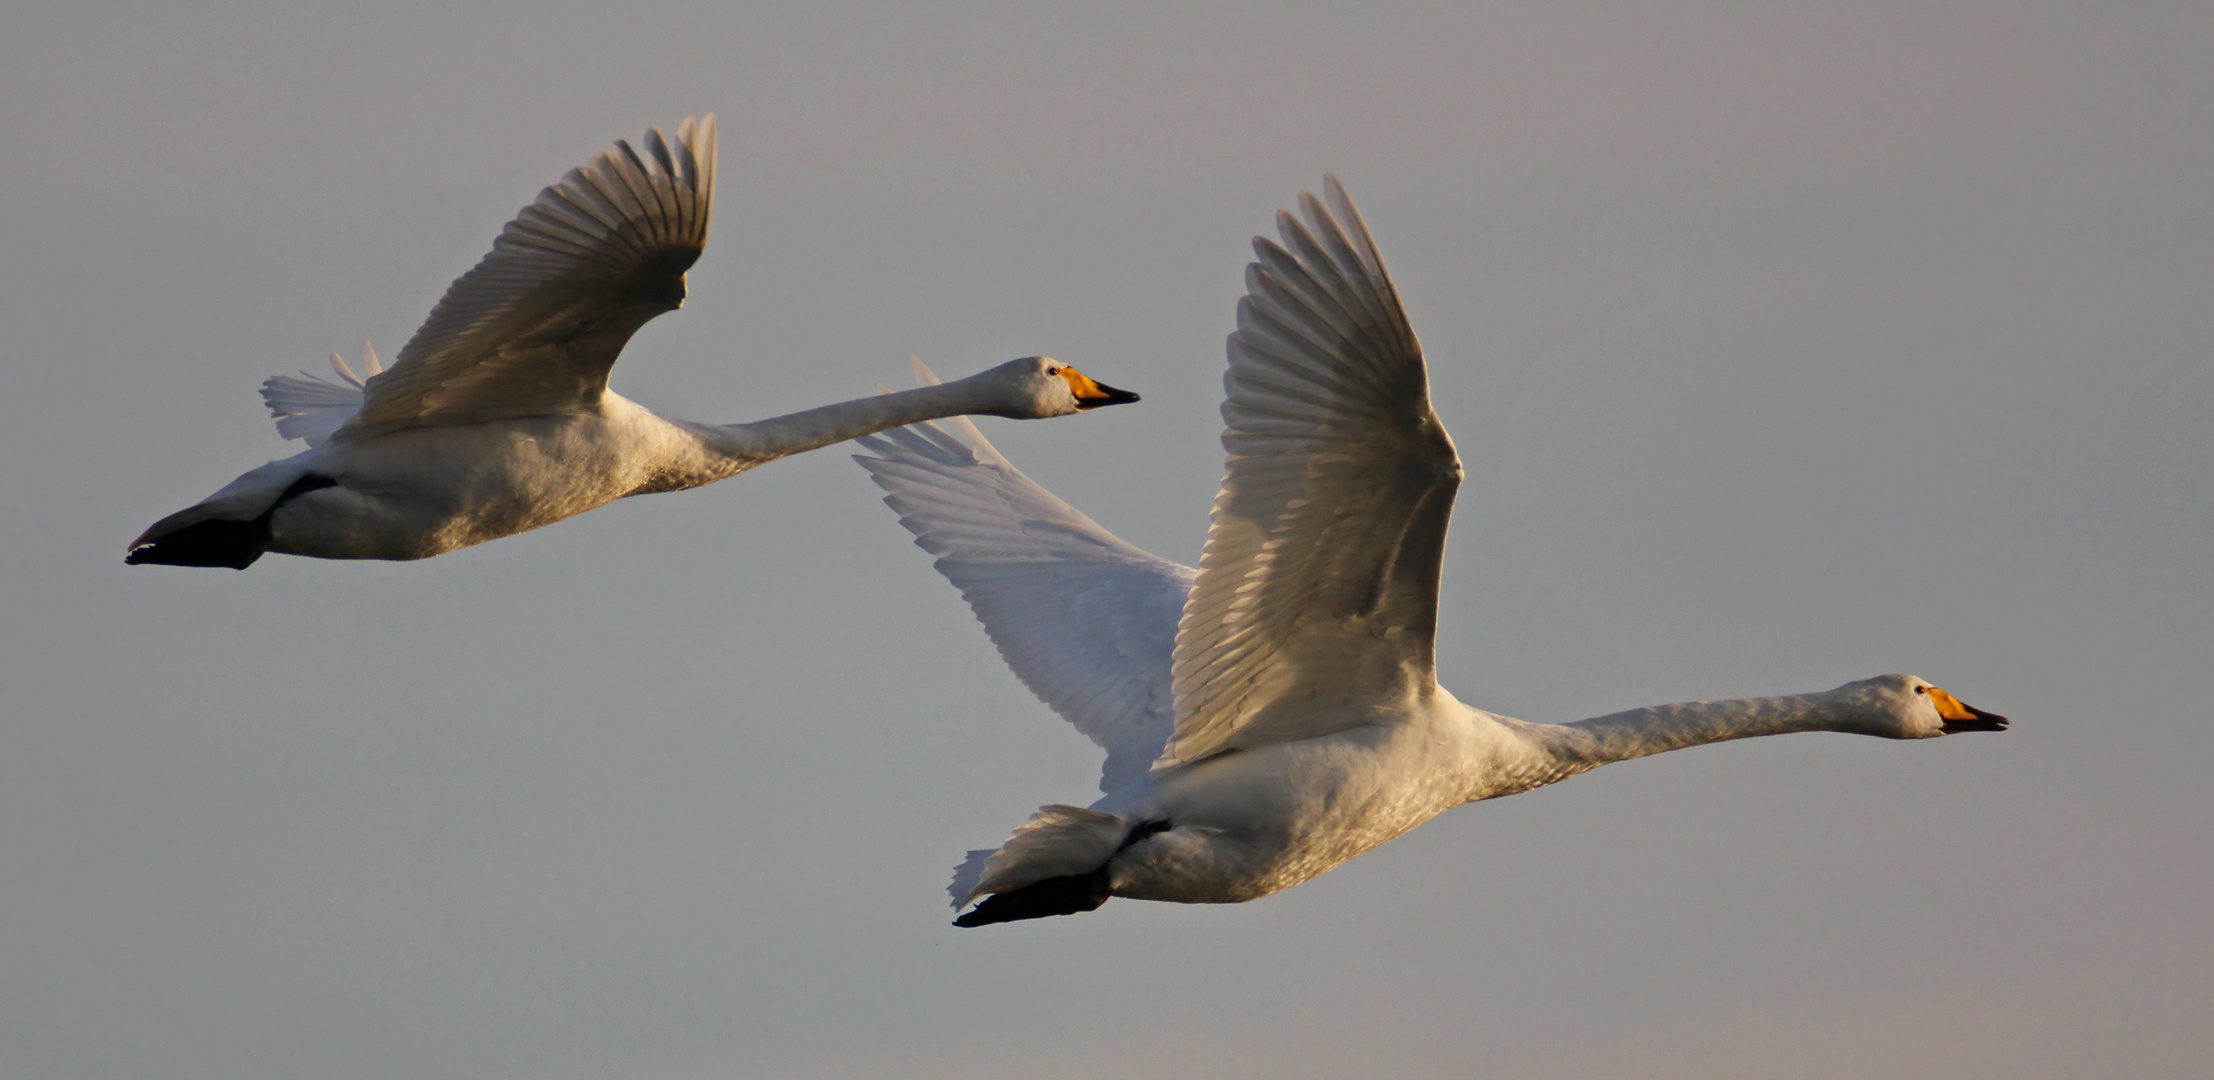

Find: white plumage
857;178;2006;928
861;388;1190;793
128;116;1138;570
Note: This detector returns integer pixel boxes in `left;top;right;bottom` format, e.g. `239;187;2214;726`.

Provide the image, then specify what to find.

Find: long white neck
686;377;1005;468
1530;688;1868;772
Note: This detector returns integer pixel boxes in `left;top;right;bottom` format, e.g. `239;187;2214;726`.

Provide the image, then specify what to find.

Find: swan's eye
1914;685;1927;694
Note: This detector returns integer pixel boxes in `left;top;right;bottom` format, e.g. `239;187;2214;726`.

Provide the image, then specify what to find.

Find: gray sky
4;3;2209;1077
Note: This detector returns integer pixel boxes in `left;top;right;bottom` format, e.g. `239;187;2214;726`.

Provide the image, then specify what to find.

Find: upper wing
1162;177;1464;769
855;367;1192;793
340;116;716;435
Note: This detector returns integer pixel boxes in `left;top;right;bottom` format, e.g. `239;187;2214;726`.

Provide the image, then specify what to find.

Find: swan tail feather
947;849;995;908
949;804;1126;917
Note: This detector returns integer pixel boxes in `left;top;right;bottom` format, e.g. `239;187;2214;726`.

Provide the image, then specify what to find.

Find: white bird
127;115;1137;569
855;178;2005;928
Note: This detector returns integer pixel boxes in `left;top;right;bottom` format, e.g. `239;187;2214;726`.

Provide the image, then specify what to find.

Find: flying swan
127;115;1137;569
855;178;2005;927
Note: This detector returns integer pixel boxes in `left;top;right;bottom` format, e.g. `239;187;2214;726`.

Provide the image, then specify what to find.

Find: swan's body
127;116;1136;569
855;180;2004;927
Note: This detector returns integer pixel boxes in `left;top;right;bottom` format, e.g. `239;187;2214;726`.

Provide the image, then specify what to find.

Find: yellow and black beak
1924;685;2009;734
1060;367;1142;410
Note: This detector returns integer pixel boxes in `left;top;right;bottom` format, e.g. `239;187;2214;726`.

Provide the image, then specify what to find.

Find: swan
126;115;1138;569
854;178;2005;928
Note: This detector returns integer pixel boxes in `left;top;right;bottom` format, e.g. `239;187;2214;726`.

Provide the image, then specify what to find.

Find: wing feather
1161;177;1463;768
259;343;385;447
855;370;1192;793
340;116;716;435
260;373;362;446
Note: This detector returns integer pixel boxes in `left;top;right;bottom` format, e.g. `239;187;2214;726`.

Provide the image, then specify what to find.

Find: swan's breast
1100;711;1498;904
266;406;713;559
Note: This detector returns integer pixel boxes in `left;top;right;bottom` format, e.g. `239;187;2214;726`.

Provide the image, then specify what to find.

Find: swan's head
969;357;1141;419
1833;674;2008;739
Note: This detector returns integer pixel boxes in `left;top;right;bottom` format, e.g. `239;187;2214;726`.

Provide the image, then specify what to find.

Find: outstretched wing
1162;177;1463;769
855;366;1192;793
340;116;716;436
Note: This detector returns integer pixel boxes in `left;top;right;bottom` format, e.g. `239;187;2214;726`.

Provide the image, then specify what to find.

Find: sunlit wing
1162;177;1463;768
855;366;1192;792
340;116;716;435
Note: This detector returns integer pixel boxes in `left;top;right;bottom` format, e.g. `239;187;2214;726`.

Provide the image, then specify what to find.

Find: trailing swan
126;115;1137;569
855;179;2004;927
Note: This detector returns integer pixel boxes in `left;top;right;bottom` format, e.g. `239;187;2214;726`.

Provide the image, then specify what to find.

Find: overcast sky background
3;3;2209;1078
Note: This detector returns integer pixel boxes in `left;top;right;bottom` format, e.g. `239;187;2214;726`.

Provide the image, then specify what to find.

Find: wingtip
1321;172;1352;213
690;114;718;194
676;113;717;153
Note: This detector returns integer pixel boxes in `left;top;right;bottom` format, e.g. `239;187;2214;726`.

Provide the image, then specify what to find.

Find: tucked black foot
126;518;269;569
954;868;1112;928
126;474;336;570
953;820;1172;928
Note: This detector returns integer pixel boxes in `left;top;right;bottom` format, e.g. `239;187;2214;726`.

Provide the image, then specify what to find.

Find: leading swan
855;178;2004;927
127;115;1136;569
